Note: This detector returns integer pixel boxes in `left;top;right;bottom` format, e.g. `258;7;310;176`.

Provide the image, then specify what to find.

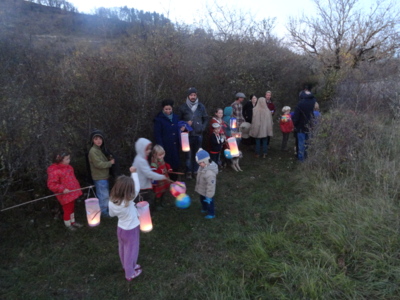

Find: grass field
1;136;301;299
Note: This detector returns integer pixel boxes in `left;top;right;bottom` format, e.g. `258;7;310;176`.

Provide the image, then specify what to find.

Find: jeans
94;179;110;216
185;135;202;174
255;137;268;155
297;132;309;161
200;195;215;216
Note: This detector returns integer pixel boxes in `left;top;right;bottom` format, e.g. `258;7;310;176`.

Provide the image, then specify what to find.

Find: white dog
223;151;243;172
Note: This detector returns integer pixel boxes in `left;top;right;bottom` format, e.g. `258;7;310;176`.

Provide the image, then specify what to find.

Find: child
209;108;227;136
280;106;294;151
88;130;115;217
47;150;83;231
209;123;225;168
132;138;167;212
109;168;142;281
150;145;172;209
195;149;219;219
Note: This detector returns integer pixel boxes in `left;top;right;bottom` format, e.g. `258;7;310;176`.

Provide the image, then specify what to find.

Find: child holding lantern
279;106;294;151
195;149;219;219
150;145;172;209
47;150;83;231
132;138;167;212
109;167;142;281
209;123;225;168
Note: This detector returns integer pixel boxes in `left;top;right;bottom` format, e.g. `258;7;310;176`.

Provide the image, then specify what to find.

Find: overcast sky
67;0;315;37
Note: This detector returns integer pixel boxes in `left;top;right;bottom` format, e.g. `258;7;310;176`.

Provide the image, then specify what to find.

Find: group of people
46;85;320;281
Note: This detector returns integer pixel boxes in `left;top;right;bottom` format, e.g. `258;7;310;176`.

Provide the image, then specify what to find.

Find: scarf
163;112;173;121
186;97;198;112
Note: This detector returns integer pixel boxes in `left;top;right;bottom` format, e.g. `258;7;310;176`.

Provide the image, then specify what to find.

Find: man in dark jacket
179;87;208;179
292;85;317;161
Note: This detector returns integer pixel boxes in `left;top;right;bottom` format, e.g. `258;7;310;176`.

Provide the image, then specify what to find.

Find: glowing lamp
175;193;191;209
232;132;242;138
227;137;239;157
230;118;237;130
224;149;233;159
85;198;101;227
181;132;190;152
170;181;186;197
136;201;153;232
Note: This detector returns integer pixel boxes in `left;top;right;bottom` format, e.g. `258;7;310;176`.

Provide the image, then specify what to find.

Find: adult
292;85;317;161
153;99;181;181
249;97;273;158
231;92;246;147
179;87;208;179
265;91;275;146
265;91;276;115
243;94;258;123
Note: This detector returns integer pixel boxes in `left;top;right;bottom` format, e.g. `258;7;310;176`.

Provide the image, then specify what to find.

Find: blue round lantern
175;193;191;209
224;149;232;159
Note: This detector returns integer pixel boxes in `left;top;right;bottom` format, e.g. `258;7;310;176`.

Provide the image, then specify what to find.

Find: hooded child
132;138;167;211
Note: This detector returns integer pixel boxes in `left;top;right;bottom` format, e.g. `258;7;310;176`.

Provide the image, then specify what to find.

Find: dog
222;150;243;172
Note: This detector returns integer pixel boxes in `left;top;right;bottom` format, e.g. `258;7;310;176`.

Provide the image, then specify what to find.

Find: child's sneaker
126;269;142;281
72;222;84;228
205;215;215;219
66;225;77;231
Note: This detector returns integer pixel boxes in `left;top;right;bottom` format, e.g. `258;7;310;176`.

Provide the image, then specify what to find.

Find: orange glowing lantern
136;201;153;232
181;132;190;152
227;137;239;157
232;131;242;138
230;118;237;130
85;198;101;227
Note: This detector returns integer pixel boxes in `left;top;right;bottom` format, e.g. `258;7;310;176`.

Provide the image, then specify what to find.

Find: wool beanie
187;87;198;96
195;148;210;164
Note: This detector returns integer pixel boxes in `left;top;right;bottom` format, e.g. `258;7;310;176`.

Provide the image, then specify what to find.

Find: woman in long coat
249;97;273;158
154;99;181;180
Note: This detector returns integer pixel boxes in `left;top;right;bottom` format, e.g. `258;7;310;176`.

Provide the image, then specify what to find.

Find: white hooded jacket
133;138;166;190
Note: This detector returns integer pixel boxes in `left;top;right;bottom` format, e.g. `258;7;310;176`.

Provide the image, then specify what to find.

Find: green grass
2;121;400;299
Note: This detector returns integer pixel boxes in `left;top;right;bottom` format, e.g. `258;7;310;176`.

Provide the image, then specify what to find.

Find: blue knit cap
195;148;210;164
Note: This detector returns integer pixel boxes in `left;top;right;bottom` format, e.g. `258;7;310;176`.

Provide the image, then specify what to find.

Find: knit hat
282;106;291;113
212;123;221;128
235;92;246;98
187;87;198;96
161;99;174;107
90;129;105;142
195;148;210;164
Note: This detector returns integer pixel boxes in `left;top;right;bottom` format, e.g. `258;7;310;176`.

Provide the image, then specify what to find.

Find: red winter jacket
279;114;294;133
47;163;82;205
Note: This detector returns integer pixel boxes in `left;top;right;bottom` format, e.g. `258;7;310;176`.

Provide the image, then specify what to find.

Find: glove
203;197;212;204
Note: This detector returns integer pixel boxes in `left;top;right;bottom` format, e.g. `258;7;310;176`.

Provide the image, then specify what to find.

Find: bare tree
287;0;400;70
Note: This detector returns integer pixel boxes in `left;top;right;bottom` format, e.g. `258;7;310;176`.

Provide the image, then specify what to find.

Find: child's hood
135;138;151;159
203;161;219;176
223;107;233;117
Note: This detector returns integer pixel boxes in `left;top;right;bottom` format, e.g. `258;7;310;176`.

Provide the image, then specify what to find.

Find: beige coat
249;97;273;138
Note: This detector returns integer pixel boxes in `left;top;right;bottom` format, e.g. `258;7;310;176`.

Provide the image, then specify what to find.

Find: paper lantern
136;201;153;232
232;131;242;138
224;149;233;159
227;137;239;157
181;132;190;152
170;181;186;197
175;193;191;209
230;118;237;130
85;198;101;227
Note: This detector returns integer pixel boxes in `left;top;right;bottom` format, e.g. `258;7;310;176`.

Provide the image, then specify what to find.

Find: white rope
1;185;95;212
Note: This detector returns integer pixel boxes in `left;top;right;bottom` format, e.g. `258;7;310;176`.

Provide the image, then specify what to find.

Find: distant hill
0;0;171;38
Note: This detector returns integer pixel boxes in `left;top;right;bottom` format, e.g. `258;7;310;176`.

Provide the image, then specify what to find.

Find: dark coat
154;112;181;170
243;100;254;123
292;91;317;133
178;101;208;136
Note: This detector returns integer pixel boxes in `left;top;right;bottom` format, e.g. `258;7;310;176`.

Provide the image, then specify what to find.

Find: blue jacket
292;91;317;133
153;112;181;170
179;101;208;137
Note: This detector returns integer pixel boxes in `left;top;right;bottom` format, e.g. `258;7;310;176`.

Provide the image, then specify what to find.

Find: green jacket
88;145;112;180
